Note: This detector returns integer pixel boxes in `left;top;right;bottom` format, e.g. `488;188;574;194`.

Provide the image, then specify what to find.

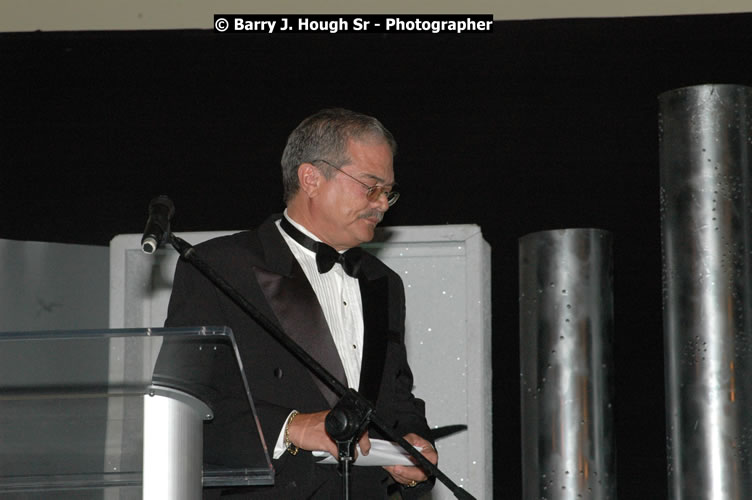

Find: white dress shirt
272;210;365;458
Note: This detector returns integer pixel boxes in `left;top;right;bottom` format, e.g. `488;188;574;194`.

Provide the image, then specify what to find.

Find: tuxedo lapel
357;273;390;405
251;216;347;408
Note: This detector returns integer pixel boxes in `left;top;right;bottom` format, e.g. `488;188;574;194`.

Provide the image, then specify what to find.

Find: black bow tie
280;217;364;278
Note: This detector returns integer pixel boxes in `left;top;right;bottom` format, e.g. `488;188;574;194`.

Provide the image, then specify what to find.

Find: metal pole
520;228;616;500
660;84;752;500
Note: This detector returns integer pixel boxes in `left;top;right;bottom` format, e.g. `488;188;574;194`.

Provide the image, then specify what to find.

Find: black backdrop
3;13;752;498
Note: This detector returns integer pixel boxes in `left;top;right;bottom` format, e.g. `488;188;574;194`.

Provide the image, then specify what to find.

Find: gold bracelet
284;410;300;456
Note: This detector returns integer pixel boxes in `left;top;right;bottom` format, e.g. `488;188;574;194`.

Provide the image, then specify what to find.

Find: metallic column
520;229;616;500
660;84;752;500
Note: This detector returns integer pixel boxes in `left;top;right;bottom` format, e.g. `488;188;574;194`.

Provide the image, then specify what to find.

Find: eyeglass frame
311;158;400;206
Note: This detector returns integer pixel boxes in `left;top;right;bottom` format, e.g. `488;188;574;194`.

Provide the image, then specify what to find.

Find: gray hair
280;108;397;202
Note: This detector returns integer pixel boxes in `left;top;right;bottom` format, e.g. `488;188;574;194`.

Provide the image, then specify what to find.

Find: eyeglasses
312;159;400;206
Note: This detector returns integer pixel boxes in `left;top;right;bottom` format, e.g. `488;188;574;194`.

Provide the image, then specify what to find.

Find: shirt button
343;301;347;306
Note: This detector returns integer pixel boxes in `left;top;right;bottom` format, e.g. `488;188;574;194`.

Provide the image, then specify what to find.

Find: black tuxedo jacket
165;214;432;499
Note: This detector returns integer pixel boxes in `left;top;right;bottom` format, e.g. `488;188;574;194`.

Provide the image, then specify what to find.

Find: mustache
358;210;384;222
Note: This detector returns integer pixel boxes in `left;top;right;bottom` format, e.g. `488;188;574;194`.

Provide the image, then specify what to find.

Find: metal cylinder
660;84;752;500
520;228;616;500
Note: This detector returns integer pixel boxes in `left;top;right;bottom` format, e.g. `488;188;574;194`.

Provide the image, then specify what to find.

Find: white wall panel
0;238;108;332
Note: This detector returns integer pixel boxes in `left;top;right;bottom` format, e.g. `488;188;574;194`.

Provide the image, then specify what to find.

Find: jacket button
273;368;283;379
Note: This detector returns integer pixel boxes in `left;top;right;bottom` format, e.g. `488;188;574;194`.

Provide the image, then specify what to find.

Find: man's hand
287;410;371;458
384;433;438;487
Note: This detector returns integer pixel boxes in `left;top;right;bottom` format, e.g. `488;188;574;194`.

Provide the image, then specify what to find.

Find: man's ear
297;162;321;198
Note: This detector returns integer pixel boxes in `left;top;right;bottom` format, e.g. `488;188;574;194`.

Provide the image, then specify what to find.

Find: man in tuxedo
165;108;438;498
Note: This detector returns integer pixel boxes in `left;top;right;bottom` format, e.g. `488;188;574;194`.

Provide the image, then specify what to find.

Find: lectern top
0;326;273;493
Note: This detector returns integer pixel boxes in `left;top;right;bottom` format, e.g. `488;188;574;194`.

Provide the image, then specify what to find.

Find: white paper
313;438;422;466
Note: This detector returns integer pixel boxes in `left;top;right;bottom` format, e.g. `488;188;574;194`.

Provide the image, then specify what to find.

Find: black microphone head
149;195;175;217
141;195;175;254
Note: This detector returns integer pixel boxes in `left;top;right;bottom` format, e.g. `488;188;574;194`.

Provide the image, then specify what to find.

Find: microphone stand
325;388;374;499
167;232;477;500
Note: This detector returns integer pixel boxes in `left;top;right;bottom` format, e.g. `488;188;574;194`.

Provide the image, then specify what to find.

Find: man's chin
355;223;377;244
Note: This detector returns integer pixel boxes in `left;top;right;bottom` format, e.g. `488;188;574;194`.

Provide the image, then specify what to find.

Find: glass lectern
0;326;273;499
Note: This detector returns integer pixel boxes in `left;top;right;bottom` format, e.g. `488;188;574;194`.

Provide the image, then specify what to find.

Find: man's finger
358;431;371;455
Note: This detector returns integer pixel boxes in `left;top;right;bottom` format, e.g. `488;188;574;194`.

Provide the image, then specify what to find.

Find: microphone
141;196;175;254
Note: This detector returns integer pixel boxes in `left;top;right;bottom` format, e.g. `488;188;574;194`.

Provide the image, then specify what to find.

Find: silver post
660;84;752;500
520;228;616;500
